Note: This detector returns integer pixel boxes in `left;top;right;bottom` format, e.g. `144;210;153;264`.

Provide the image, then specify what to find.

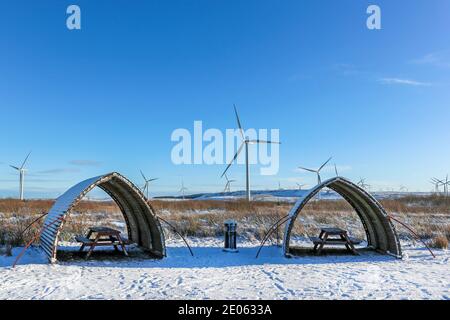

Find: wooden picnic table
310;227;361;255
76;226;129;259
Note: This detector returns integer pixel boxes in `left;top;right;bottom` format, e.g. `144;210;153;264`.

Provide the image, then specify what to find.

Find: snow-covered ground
0;238;448;300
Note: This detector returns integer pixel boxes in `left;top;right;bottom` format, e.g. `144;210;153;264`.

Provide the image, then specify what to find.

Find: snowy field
0;238;448;300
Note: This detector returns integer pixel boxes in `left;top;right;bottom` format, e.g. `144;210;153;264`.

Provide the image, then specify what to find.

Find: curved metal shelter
39;172;166;262
283;177;402;257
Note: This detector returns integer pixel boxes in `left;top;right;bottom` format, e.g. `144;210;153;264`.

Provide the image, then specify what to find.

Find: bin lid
224;219;237;225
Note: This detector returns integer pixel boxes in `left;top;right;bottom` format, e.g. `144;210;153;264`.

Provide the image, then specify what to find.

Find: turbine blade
247;139;281;144
318;156;332;172
221;142;244;178
140;170;147;181
298;166;317;173
10;165;20;171
233;104;245;140
20;151;32;169
149;178;159;182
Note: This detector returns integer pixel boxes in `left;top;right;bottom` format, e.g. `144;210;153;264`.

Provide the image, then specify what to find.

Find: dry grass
429;235;448;249
1;194;449;252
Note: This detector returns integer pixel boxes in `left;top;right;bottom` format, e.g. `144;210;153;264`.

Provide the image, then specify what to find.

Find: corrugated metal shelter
283;177;402;257
39;172;166;263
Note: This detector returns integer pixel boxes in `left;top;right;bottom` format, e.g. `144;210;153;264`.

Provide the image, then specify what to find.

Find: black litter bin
223;219;238;252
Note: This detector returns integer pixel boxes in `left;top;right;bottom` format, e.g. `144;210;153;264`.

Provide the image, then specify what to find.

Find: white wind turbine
221;104;281;201
357;177;370;190
10;152;31;201
435;175;449;196
140;170;158;199
296;183;306;190
223;174;236;193
430;178;441;193
179;179;188;200
298;157;332;185
431;177;447;195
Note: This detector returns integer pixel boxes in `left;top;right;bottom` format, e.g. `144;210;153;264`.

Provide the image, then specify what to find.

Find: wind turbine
221;104;281;201
179;179;188;200
430;178;442;193
10;152;31;201
357;177;370;190
140;170;158;199
298;157;332;185
429;179;438;193
223;174;236;193
436;175;449;196
431;177;446;195
334;163;339;177
296;183;306;190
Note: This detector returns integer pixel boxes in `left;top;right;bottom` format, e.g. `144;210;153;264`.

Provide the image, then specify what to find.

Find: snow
0;239;448;300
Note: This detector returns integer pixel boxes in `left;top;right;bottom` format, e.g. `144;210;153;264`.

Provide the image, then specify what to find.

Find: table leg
109;235;119;252
316;233;328;255
117;234;129;257
343;233;359;255
85;234;100;259
318;230;325;240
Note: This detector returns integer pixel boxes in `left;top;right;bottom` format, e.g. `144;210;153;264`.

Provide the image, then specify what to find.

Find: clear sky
1;0;449;198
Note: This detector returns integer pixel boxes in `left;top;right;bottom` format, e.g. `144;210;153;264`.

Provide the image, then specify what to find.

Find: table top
321;227;347;235
89;226;121;234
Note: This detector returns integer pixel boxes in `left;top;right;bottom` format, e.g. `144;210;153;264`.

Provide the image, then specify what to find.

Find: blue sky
1;0;450;198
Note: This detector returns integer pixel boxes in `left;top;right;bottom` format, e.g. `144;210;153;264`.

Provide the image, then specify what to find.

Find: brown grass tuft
430;235;448;249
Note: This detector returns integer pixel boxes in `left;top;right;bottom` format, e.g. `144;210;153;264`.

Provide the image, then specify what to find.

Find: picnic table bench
76;226;129;259
310;227;361;255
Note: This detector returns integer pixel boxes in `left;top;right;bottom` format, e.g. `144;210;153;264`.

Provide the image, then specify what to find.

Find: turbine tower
10;152;31;201
444;175;449;197
223;174;236;193
221;104;281;201
140;170;158;199
298;157;332;185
